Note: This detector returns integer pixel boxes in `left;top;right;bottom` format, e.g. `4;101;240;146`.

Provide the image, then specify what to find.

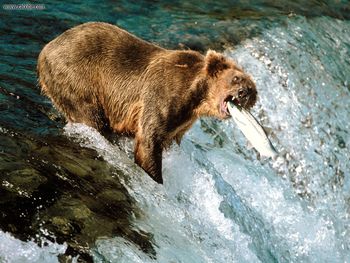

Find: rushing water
0;1;349;262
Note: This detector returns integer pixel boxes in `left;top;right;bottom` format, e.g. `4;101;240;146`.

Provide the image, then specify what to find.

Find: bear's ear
204;50;230;78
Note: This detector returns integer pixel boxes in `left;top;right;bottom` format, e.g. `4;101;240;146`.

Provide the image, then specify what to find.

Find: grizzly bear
37;22;257;184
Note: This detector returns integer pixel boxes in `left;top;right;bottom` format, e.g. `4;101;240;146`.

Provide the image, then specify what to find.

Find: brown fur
37;22;257;183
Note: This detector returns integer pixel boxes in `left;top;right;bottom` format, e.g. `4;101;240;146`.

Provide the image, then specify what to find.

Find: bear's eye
232;76;241;84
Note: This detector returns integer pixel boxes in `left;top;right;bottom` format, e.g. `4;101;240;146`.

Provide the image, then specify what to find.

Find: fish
227;101;278;159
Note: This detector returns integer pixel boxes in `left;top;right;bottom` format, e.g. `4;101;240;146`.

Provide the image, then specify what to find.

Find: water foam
0;231;66;263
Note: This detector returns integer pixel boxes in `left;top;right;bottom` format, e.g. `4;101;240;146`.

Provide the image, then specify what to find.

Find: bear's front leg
134;133;163;184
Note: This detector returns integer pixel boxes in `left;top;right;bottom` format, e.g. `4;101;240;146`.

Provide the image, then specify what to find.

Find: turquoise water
1;1;350;262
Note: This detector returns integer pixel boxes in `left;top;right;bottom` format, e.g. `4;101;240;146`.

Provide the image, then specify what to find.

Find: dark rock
0;131;156;259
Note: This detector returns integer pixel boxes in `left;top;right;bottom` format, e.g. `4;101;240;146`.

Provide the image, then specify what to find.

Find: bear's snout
231;75;257;110
237;85;257;109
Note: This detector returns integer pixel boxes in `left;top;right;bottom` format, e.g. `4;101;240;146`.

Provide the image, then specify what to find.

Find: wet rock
0;131;156;260
97;189;128;202
2;168;47;197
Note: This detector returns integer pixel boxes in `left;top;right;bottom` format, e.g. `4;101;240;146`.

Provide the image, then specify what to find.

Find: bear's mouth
221;95;240;116
221;86;257;116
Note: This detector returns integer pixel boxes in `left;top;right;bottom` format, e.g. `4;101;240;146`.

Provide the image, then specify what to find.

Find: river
0;1;349;262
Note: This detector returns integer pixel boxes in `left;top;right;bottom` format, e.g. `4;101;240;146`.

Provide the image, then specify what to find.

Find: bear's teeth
232;96;241;106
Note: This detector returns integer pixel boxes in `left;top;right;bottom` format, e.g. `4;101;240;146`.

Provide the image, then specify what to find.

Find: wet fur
37;22;256;183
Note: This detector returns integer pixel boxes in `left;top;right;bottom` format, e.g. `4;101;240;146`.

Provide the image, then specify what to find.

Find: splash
0;231;66;263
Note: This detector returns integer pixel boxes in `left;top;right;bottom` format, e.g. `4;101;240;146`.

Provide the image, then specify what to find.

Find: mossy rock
4;168;47;196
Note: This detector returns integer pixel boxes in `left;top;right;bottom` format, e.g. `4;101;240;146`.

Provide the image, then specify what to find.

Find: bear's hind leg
40;81;108;131
52;95;106;131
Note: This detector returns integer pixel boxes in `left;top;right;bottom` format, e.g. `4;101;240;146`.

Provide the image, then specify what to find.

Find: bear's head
197;50;257;119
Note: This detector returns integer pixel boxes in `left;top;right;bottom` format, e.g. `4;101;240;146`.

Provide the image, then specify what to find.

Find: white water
0;231;66;263
2;15;349;262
